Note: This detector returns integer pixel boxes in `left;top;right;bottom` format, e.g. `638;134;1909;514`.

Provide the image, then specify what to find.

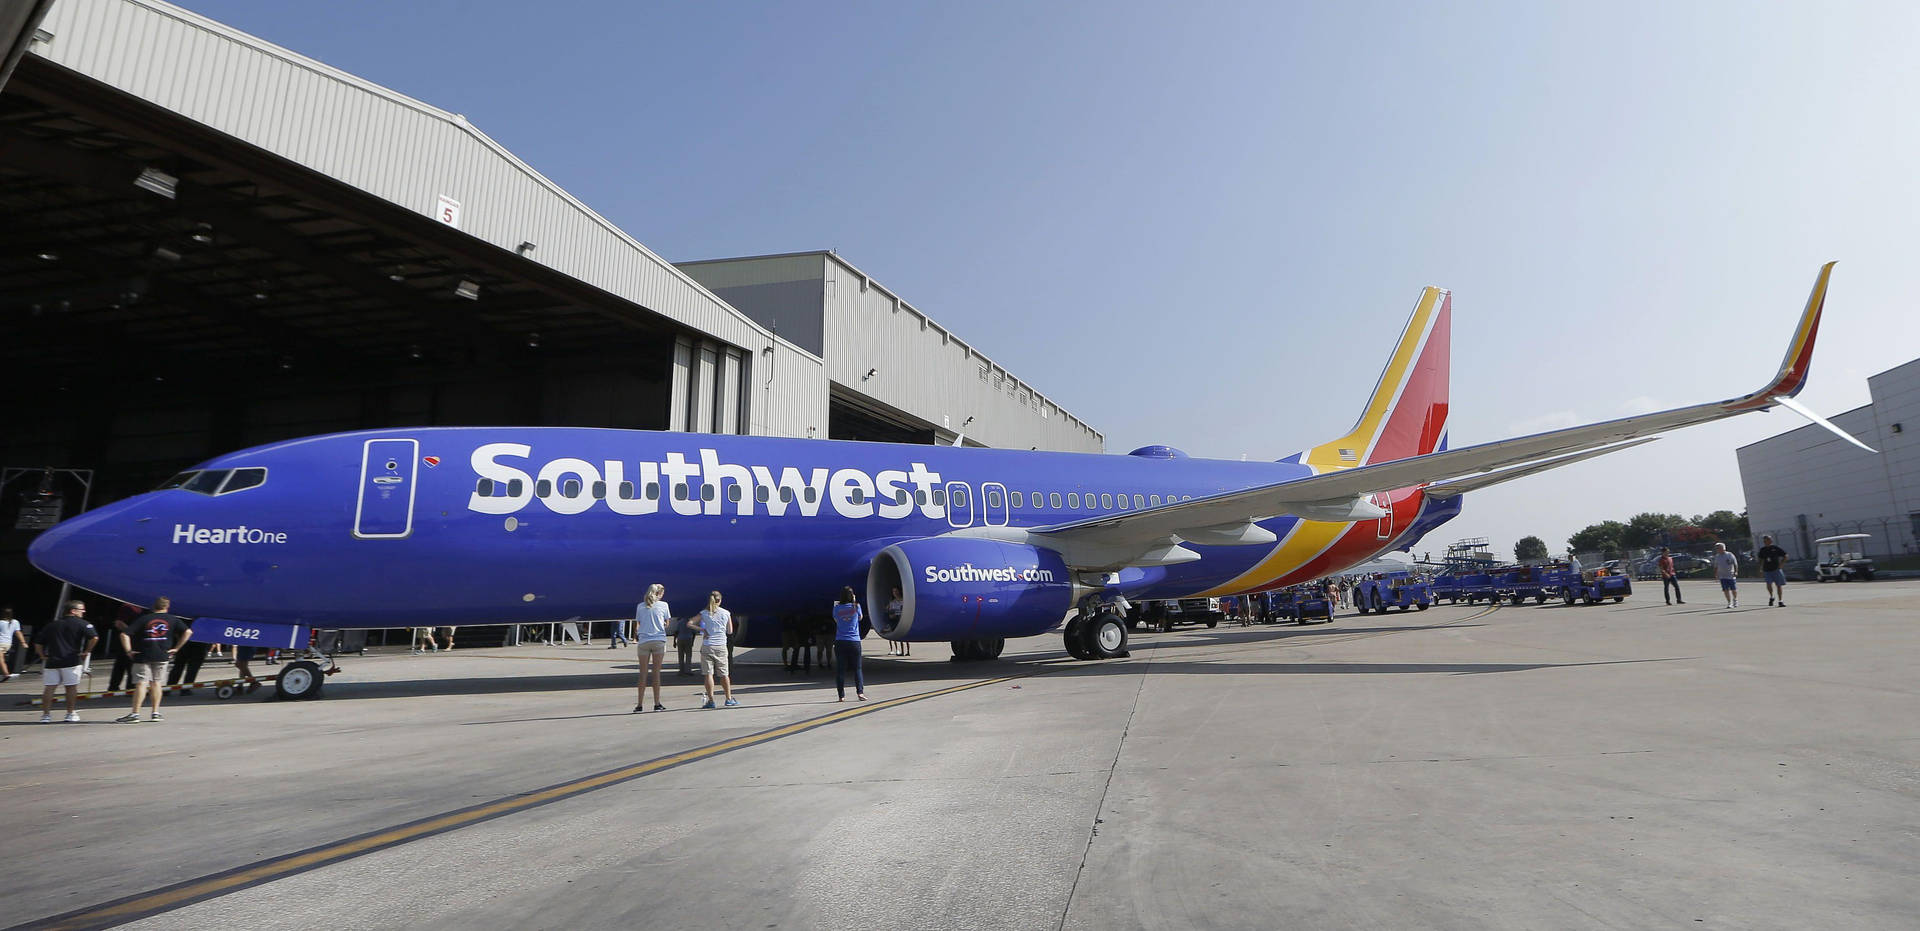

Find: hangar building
0;0;1101;605
1736;358;1920;560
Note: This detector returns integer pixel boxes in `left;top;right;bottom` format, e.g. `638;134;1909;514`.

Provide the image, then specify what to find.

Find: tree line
1513;510;1751;562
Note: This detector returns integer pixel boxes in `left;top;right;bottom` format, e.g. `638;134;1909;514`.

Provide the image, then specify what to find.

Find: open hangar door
0;57;690;613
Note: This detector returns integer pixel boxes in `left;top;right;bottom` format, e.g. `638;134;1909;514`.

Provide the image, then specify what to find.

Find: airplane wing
1018;263;1851;567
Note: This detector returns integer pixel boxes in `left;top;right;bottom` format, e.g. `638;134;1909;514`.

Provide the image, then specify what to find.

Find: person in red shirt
1657;548;1684;605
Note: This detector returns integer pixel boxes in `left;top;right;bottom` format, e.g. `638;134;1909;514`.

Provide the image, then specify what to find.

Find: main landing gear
1063;597;1130;660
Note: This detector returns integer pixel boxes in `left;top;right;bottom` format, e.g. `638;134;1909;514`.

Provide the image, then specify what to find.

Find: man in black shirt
118;597;186;723
1757;535;1790;607
35;601;98;723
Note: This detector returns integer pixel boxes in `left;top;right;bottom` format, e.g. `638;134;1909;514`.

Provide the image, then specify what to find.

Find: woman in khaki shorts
632;584;671;713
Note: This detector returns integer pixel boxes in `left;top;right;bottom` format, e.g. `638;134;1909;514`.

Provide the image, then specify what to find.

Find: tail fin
1303;287;1451;470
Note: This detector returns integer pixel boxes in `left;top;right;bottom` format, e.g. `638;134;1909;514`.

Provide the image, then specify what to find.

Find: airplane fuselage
29;427;1455;646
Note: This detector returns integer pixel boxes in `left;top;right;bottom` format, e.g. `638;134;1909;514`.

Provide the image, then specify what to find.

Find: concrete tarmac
2;579;1915;930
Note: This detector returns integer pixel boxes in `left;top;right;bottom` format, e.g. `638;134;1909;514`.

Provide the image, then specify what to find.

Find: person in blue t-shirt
830;587;866;702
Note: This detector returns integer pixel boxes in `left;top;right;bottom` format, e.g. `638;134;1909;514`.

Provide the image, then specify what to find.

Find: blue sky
179;0;1918;559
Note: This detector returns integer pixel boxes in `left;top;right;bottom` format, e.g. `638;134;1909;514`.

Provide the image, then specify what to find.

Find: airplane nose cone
28;501;141;593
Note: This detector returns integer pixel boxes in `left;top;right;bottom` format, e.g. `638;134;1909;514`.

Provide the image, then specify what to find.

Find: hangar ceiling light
454;279;481;300
132;166;177;199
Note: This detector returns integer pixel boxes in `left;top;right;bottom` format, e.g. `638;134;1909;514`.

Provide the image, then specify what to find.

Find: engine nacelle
867;538;1077;642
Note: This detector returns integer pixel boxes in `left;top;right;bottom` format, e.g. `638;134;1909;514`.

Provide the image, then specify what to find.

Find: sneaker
150;712;163;722
1769;597;1775;606
723;698;739;707
701;699;716;710
63;711;80;723
40;712;53;723
1778;601;1785;607
116;712;142;724
632;704;645;713
653;703;665;712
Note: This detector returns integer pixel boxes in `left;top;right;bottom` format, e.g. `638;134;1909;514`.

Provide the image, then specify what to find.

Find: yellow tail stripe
1303;287;1442;471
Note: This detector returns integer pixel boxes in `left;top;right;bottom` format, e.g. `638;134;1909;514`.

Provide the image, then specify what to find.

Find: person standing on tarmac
1657;548;1684;605
692;591;737;708
36;601;97;723
117;597;186;723
632;584;669;713
1757;535;1790;607
0;606;21;682
831;587;866;703
1713;542;1740;609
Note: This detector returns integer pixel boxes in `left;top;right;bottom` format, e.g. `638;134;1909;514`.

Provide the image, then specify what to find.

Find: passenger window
673;484;688;501
702;484;716;502
1011;491;1023;507
618;482;635;499
987;489;1003;508
1150;494;1161;506
536;479;553;498
476;478;495;497
850;488;865;504
1050;493;1063;509
1067;492;1080;508
1116;494;1129;510
645;482;660;501
592;481;606;499
562;479;581;497
953;487;969;507
756;486;771;503
933;488;947;506
728;485;743;502
781;487;795;503
804;487;817;503
1133;494;1144;508
185;471;229;495
1100;493;1113;509
915;490;927;505
508;479;524;497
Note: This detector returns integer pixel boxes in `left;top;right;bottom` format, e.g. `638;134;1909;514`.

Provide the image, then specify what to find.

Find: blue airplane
28;265;1861;698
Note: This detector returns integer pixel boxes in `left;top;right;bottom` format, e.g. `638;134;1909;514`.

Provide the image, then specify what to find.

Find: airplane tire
1064;616;1094;660
983;637;1005;659
1417;603;1429;611
1090;614;1129;658
274;660;325;701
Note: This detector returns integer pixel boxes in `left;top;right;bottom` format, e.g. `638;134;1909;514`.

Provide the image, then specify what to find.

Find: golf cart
1813;534;1875;582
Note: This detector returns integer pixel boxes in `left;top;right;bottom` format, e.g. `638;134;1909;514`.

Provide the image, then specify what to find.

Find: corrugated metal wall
818;255;1103;453
30;0;826;437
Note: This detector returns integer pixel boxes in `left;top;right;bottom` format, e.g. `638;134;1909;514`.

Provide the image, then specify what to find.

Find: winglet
1723;262;1835;412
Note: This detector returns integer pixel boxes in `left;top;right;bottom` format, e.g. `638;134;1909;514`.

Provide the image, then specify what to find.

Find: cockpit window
183;471;230;495
217;468;267;495
155;472;198;491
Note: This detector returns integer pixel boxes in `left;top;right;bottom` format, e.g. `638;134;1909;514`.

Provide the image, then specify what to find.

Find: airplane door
354;438;419;539
945;481;974;528
1374;492;1393;540
981;482;1009;527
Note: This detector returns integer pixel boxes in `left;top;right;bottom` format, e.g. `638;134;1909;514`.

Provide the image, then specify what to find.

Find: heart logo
422;456;440;467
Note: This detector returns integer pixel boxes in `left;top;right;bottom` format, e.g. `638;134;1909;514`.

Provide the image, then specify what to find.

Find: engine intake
867;537;1077;642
